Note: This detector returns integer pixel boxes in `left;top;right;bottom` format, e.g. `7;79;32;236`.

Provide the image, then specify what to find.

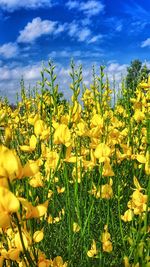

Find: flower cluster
0;63;149;266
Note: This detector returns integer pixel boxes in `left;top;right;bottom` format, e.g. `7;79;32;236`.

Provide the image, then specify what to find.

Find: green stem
14;213;36;267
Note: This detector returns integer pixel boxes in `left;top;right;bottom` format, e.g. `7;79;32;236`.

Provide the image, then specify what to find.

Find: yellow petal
0;146;22;180
5;127;12;142
0;166;7;177
8;248;20;261
20;145;31;152
15;232;28;251
121;209;133;222
32;200;48;218
136;155;146;164
53;256;63;266
22;160;39;177
0;211;10;228
29;135;37;150
34;120;45;136
0;256;4;267
94;143;111;159
133;176;142;191
0;177;9;188
54;124;71;147
73;222;80;233
0;186;20;213
33;230;44;243
29;173;43;187
87;240;98;257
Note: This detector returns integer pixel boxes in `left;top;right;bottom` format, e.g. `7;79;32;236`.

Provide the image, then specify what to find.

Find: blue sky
0;0;150;102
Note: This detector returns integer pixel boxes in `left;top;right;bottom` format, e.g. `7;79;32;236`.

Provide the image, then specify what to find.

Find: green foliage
126;59;150;96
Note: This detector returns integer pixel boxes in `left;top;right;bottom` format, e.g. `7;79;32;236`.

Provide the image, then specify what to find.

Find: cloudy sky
0;0;150;102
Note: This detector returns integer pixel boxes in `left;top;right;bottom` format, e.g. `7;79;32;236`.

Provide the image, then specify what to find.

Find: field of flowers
0;61;149;267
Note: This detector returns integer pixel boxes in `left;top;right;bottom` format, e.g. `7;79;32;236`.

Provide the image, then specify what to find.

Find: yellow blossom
0;145;22;180
101;225;113;253
20;135;37;152
87;239;98;257
73;222;80;233
121;209;134;222
33;230;44;243
94;143;111;162
54;124;71;147
0;186;20;228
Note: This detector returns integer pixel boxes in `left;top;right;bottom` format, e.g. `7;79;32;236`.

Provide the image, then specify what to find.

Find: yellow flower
6;248;20;261
34;120;49;140
45;151;59;172
133;176;143;191
123;256;130;267
54;124;71;147
136;154;146;164
20;135;37;152
18;198;48;219
73;222;80;233
4;127;12;142
38;258;51;267
34;119;45;136
101;225;113;253
51;256;68;267
102;161;114;176
87;239;98;257
76;121;88;136
14;232;29;251
90;114;103;128
121;209;134;222
0;145;22;180
138;81;150;89
0;186;20;228
71;101;81;123
33;230;44;243
22;160;39;177
29;172;43;187
133;110;145;122
101;179;113;199
94;143;111;162
128;190;147;215
56;186;65;194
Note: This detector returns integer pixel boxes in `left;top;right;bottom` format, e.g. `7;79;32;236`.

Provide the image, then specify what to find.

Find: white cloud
67;21;92;42
141;38;150;48
0;0;55;11
0;62;42;102
16;17;102;45
78;28;91;41
0;42;19;58
49;50;82;59
116;23;122;32
66;0;104;17
17;17;58;43
80;0;104;16
66;0;78;9
0;63;41;81
80;17;92;26
48;49;104;60
54;23;67;35
106;63;128;82
67;21;79;37
88;34;102;43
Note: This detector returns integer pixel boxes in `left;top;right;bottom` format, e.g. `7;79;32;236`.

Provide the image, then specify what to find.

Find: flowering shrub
0;61;149;266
